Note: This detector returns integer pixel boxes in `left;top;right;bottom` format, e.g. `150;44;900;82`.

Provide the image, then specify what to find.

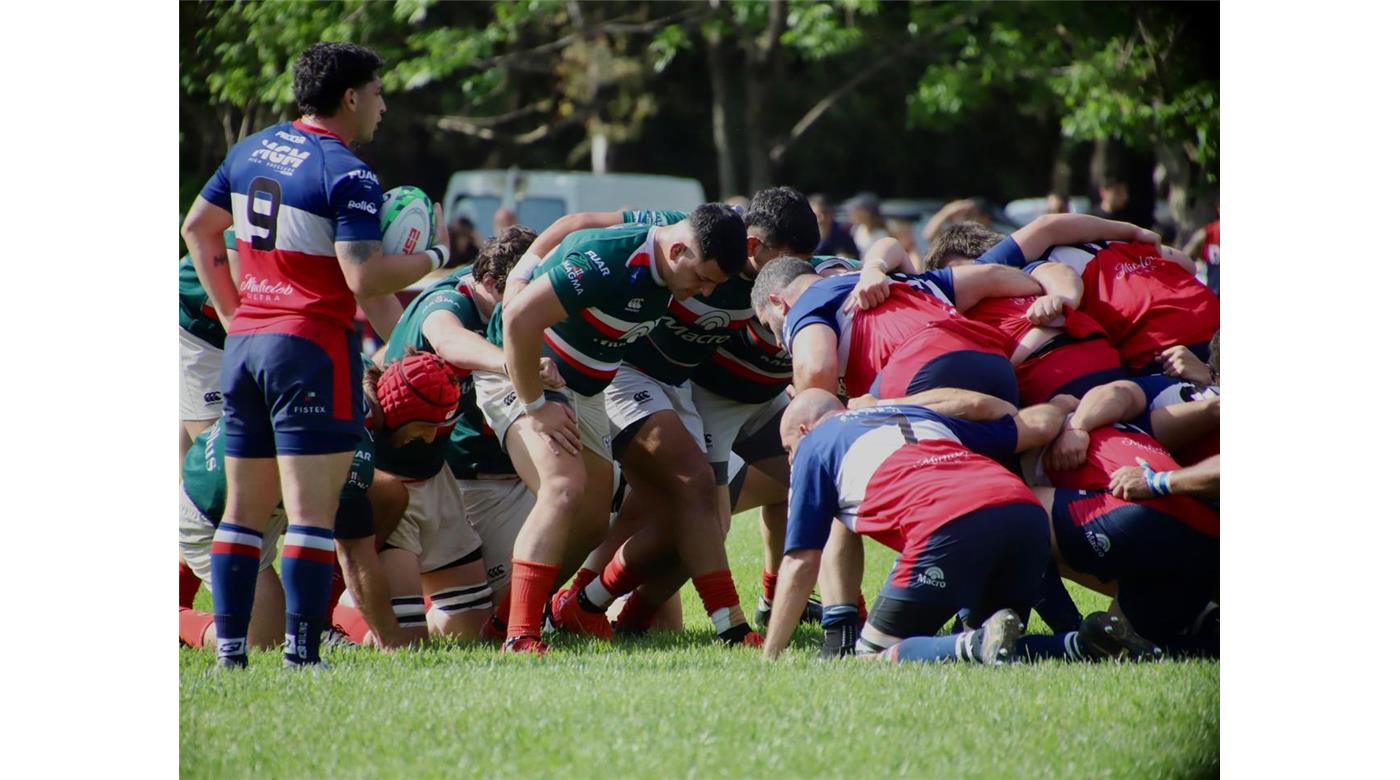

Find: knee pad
429;583;492;615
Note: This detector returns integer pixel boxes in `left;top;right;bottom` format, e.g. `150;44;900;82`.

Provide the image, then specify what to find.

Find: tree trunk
742;0;786;192
1155;141;1213;245
704;33;738;199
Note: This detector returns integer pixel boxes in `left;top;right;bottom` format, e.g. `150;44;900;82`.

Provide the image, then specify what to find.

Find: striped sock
281;525;337;666
693;569;748;637
582;558;645;613
210;522;263;664
883;633;968;664
1017;632;1086;662
391;596;428;631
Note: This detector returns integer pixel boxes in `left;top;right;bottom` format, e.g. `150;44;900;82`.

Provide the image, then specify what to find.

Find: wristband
509;252;544;283
1142;464;1174;496
522;393;549;414
425;244;449;270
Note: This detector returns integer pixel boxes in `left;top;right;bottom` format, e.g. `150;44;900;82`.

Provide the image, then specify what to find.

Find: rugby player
180;42;451;668
490;204;747;653
378;228;557;643
926;216;1218;374
854;235;1128;406
1034;390;1220;656
541;190;833;640
762;389;1071;662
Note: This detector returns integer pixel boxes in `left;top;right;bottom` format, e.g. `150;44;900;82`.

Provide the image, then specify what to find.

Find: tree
905;1;1220;235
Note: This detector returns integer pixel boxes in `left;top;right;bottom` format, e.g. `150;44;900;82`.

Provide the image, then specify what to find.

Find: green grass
181;509;1219;778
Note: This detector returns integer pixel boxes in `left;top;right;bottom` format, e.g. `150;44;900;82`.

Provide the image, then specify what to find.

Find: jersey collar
292;119;349;146
626;228;664;287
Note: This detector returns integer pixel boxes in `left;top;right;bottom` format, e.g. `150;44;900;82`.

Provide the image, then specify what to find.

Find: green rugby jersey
535;225;673;396
691;255;860;404
381;268;515;480
177;228;238;349
621;209;688;226
182;417;374;523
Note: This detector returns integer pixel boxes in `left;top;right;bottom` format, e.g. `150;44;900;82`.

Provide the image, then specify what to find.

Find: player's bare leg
246;567;287;648
423;558;493;642
377;548;430;645
817;522;866;657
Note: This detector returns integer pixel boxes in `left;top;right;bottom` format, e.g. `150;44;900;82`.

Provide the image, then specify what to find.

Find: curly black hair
745;186;820;255
293;42;385;117
925;222;1007;270
473;225;539;294
688;203;748;276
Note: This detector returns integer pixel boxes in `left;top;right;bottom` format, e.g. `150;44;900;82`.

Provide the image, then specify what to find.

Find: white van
442;169;707;236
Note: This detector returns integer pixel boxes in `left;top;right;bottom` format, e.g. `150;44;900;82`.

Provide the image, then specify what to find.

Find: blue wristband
1142;463;1173;496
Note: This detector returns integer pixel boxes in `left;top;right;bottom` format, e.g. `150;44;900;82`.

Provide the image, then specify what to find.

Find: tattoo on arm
343;240;382;265
211;253;228;267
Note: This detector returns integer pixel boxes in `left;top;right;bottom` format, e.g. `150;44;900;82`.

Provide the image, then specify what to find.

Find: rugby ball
380;186;435;255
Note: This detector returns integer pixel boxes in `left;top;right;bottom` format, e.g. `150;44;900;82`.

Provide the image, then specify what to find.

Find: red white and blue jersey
1025;241;1219;370
783;270;1009;398
1128;374;1220;463
785;405;1034;554
199;120;384;333
1044;424;1219;537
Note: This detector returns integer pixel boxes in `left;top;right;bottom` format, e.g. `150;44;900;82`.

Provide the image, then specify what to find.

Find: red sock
761;571;778;601
599;556;646;599
857;592;868;623
325;565;347;623
507;559;561;639
178;607;215;648
614;592;663;632
693;569;745;633
331;603;370;644
178;561;201;610
573;567;600;593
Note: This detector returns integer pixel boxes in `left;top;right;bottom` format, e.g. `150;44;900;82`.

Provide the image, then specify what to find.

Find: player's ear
746;235;761;256
767;293;789;314
669;241;689;262
343;87;358;113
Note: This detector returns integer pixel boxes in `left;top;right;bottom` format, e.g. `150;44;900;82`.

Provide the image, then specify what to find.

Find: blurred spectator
809;193;859;258
448;215;482;269
921;198;993;246
1045;192;1070;215
888;218;919;262
493;206;518;236
1183;206;1221;295
724;194;750;213
845;191;889;255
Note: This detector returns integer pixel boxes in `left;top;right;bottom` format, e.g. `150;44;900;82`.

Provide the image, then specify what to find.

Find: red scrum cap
377;353;462;431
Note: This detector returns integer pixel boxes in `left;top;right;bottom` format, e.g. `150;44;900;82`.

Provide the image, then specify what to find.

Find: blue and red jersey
199;120;384;334
1044;424;1218;537
782;271;1010;398
1024;241;1219;371
785;405;1035;555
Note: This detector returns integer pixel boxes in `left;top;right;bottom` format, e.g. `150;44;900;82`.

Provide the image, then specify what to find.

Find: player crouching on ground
349;354;499;645
763;389;1153;665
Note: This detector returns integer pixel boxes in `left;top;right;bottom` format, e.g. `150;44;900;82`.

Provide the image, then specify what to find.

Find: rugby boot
977;609;1025;666
549;587;614;641
1078;611;1163;661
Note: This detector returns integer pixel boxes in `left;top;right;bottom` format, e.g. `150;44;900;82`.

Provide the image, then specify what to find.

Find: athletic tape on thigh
391;595;427;628
856;623;902;655
429;583;493;614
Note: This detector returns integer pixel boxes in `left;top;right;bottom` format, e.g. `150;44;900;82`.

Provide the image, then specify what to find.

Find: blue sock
820;603;859;629
884;631;982;663
820;603;861;659
210;522;263;664
1017;632;1087;661
281;525;336;665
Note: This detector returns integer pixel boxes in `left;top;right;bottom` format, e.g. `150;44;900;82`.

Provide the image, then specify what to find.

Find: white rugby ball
379;186;435;255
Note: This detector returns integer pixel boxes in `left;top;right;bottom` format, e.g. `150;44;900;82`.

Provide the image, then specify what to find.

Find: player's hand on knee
1108;464;1151;501
538;358;565;389
1046;427;1090;472
527;401;580;456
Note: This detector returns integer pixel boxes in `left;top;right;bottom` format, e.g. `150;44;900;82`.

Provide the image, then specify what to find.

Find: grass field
180;508;1219;778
